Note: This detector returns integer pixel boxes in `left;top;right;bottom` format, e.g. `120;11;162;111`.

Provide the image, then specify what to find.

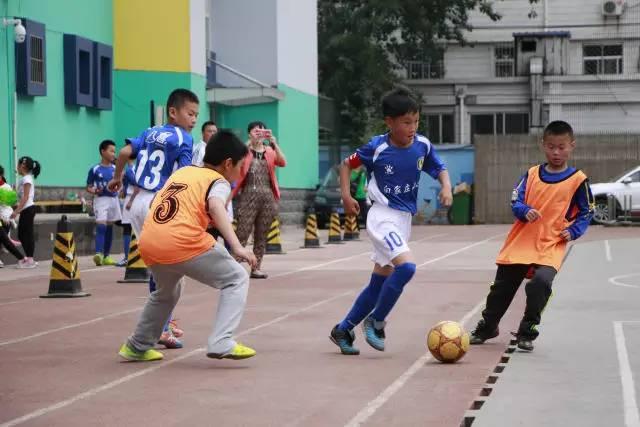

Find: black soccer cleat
470;319;499;345
330;325;360;355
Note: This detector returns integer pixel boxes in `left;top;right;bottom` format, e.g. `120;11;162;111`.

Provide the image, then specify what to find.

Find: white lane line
270;233;448;279
605;240;613;262
0;234;447;346
0;297;39;307
609;273;640;289
614;321;640;427
344;300;485;427
0;291;356;427
417;234;503;268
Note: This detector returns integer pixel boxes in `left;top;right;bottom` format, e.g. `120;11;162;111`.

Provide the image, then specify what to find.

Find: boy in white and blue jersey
330;86;453;355
87;140;121;266
108;88;200;349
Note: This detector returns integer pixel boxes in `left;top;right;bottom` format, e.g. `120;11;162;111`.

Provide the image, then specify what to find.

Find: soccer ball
427;320;470;363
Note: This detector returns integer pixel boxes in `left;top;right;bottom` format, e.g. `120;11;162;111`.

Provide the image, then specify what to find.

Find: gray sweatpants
128;244;250;355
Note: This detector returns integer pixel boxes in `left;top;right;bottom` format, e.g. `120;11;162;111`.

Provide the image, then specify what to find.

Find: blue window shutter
93;42;112;110
15;18;46;96
63;34;94;107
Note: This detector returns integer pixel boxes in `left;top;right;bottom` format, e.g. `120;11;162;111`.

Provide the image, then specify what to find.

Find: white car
590;165;640;223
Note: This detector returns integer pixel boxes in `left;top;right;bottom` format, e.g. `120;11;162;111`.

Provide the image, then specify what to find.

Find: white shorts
129;189;156;240
93;197;122;223
120;194;133;225
366;203;412;267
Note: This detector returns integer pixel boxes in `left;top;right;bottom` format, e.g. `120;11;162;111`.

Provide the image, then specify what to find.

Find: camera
14;20;26;43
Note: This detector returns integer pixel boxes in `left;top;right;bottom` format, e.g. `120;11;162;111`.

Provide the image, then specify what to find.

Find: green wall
0;0;113;186
114;71;211;146
276;84;318;189
215;84;318;189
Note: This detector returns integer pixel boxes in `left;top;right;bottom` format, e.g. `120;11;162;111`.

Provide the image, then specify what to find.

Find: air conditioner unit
602;0;625;16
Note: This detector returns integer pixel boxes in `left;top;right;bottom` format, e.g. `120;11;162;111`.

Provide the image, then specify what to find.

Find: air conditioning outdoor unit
602;0;625;16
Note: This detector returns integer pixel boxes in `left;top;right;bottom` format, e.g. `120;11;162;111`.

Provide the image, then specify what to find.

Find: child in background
11;156;41;269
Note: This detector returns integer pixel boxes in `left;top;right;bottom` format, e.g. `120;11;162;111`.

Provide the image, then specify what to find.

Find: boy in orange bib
118;131;258;362
470;121;594;351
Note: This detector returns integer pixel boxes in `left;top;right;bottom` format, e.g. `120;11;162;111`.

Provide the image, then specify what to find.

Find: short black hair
247;121;266;133
99;139;115;154
201;121;216;133
543;120;574;140
382;86;420;118
203;130;249;166
166;89;199;113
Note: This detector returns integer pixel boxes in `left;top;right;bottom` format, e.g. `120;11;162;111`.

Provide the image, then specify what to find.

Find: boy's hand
233;246;257;269
125;200;133;211
107;179;122;193
525;209;542;222
560;230;572;241
439;187;453;207
342;196;360;215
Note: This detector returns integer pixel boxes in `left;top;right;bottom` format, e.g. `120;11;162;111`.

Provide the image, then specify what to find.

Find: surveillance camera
14;21;26;43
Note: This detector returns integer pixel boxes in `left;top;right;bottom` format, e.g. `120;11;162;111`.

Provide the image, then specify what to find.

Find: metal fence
474;133;640;223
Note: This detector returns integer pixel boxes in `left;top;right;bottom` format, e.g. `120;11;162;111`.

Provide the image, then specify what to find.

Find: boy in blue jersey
87;140;122;266
330;86;453;355
108;88;199;349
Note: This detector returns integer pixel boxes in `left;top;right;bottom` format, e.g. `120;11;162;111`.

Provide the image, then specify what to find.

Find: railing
405;60;445;80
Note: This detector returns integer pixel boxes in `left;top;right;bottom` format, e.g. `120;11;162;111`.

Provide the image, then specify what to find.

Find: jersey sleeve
566;178;594;240
350;139;376;169
511;172;531;221
126;129;147;158
421;145;446;179
86;167;95;186
177;132;193;169
124;165;136;185
207;180;231;203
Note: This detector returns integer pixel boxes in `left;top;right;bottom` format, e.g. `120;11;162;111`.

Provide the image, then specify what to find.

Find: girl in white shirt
11;157;40;268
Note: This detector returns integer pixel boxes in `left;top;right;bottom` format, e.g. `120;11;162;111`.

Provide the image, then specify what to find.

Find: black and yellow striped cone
343;214;360;241
326;209;343;244
266;217;286;254
301;209;322;248
41;215;90;298
117;233;150;283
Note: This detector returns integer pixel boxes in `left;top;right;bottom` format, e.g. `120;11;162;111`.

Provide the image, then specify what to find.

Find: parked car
313;165;371;229
590;165;640;223
313;166;343;229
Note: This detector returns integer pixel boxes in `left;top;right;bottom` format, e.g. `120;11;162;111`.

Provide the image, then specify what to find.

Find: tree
318;0;539;146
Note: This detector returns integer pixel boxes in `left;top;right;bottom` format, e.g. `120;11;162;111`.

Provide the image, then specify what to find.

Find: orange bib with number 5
139;166;224;265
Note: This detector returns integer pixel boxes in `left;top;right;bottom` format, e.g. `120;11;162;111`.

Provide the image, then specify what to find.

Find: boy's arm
177;134;194;169
341;157;359;215
437;170;453;207
511;173;532;221
208;195;257;269
86;168;97;195
565;179;594;241
421;147;452;207
125;185;140;210
108;145;133;192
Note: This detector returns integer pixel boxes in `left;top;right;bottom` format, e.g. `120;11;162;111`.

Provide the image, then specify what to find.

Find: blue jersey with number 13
127;124;193;192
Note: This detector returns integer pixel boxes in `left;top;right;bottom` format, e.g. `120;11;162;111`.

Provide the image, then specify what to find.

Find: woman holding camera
232;121;287;279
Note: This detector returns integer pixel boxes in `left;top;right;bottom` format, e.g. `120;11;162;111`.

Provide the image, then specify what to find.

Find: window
583;44;623;75
471;113;529;143
29;36;44;84
521;40;537;53
425;114;454;144
495;44;515;77
406;57;445;80
64;34;94;107
93;42;113;110
15;18;46;96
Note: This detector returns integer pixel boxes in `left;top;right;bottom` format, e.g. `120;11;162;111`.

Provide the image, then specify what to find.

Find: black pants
0;224;24;261
18;205;36;258
481;264;557;340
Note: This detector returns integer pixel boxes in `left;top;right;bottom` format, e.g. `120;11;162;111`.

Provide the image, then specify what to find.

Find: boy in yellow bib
470;121;594;351
118;131;258;362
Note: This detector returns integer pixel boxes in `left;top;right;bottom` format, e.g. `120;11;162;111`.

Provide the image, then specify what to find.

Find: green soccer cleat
93;253;104;266
118;343;164;362
102;256;117;266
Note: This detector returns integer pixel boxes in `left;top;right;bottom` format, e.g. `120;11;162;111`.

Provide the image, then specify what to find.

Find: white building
406;0;640;144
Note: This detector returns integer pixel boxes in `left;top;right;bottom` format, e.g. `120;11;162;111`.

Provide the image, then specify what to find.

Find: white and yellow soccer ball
427;320;470;363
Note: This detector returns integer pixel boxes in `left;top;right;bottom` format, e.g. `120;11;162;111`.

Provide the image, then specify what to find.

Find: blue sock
371;263;417;322
122;231;131;260
338;273;387;330
95;224;106;254
104;225;113;257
